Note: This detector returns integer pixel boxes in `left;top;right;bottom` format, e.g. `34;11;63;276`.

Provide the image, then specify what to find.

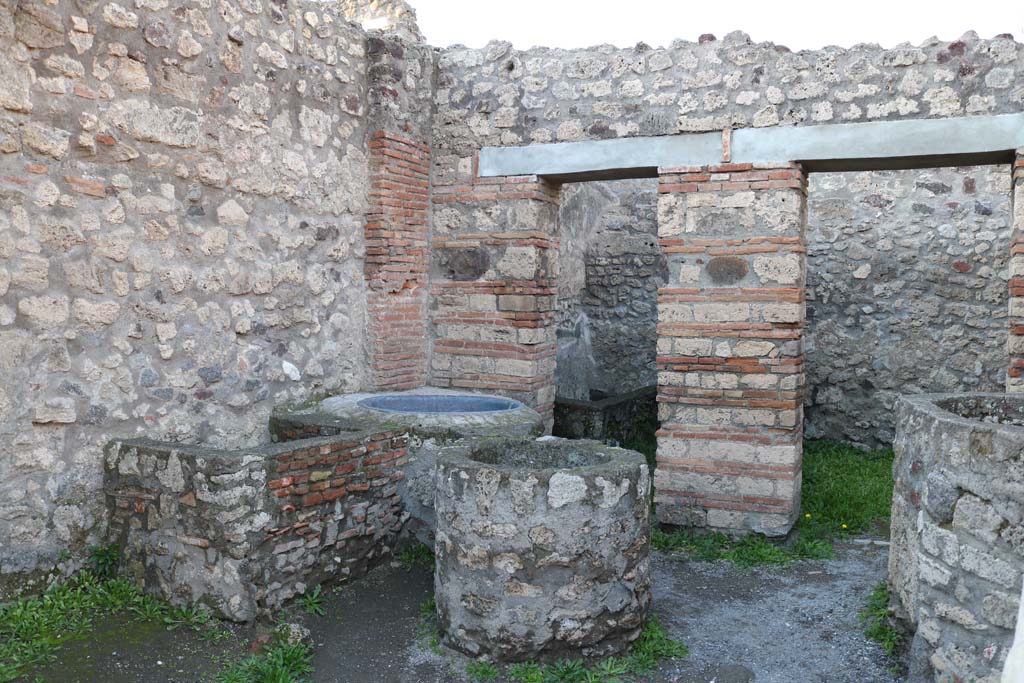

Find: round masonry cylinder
434;437;652;661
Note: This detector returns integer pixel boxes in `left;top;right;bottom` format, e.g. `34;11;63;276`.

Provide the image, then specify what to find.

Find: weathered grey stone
890;394;1024;682
435;437;650;660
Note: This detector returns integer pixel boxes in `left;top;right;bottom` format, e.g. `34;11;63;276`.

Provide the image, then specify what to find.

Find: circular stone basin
890;393;1024;681
358;394;518;414
434;437;651;661
935;394;1024;426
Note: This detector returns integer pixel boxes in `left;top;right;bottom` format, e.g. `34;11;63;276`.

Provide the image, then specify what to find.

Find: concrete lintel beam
476;113;1024;179
477;132;721;181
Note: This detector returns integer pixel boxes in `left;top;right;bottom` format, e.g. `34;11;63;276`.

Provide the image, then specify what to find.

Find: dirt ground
27;539;903;683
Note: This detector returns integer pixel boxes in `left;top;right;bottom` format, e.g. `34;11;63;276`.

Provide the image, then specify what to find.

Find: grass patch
498;616;686;683
467;660;501;681
215;636;314;683
416;596;443;655
0;572;211;681
861;581;903;657
801;440;894;535
397;543;435;571
653;439;893;567
0;545;315;682
650;527;831;567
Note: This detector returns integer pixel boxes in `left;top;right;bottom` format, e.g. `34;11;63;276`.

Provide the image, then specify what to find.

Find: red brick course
365;131;431;391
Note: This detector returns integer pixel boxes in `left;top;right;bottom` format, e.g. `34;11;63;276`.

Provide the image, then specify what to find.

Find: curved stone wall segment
890;393;1024;681
434;437;651;661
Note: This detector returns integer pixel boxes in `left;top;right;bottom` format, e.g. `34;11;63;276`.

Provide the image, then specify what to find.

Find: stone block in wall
654;163;807;537
104;427;410;620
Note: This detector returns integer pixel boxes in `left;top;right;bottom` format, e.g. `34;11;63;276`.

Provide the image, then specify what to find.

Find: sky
412;0;1024;51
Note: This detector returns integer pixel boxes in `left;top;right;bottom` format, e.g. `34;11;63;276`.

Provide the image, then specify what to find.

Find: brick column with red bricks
1008;150;1024;392
654;161;808;536
429;175;561;428
364;131;430;391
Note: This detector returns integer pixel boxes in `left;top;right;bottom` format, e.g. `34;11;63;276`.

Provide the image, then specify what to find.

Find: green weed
502;617;686;682
419;596;437;619
215;640;314;683
466;661;500;681
300;585;325;617
87;543;121;579
163;603;211;631
200;625;235;645
397;543;435;571
861;581;904;657
508;662;545;682
130;594;168;622
416;596;443;655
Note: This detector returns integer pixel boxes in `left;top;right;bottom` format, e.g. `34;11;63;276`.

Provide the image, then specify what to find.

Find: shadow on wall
555;179;667;402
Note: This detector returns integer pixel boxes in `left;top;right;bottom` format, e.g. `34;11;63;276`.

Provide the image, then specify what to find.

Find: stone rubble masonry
432;36;1023;161
805;166;1011;448
889;394;1024;682
654;162;807;536
1;0;382;588
105;427;409;621
364;131;430;390
6;0;1024;587
434;438;651;661
429;174;561;427
1008;151;1024;392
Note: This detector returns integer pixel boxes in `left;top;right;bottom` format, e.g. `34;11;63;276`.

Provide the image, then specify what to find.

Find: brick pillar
1008;150;1024;392
654;162;807;537
429;176;560;428
364;131;430;391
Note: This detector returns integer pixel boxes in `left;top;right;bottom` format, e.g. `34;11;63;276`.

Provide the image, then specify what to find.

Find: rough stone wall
890;394;1024;682
105;428;408;621
806;166;1012;447
555;180;665;401
0;1;375;587
432;34;1023;168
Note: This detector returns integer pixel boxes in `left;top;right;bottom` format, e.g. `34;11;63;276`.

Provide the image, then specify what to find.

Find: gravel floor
307;540;903;683
25;540;903;682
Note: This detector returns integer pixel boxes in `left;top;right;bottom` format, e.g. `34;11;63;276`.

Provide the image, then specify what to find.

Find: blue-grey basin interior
357;394;519;414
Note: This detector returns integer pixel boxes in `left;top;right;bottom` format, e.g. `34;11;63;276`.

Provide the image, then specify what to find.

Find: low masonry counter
272;388;544;539
105;428;409;621
434;437;652;661
890;393;1024;682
